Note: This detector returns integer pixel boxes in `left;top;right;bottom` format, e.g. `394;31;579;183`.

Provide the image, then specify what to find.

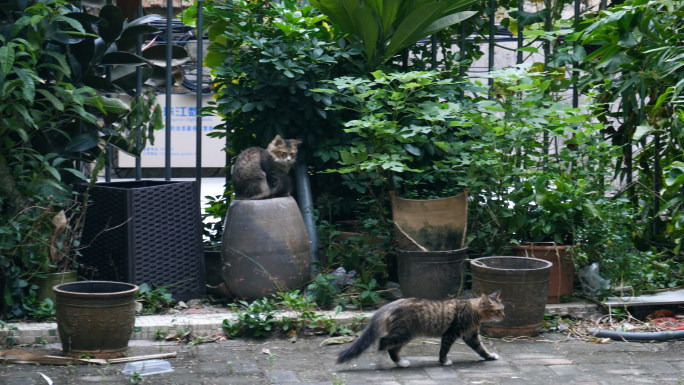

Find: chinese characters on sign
118;94;225;168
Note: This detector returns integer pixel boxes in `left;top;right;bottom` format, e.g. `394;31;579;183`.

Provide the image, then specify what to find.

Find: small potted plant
314;70;472;300
504;170;604;303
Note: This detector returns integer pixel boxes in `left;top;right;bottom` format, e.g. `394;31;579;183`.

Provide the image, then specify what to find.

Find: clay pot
513;243;576;303
221;197;311;300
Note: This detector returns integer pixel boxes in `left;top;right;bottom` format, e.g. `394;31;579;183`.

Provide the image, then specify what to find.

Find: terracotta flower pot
512;243;575;303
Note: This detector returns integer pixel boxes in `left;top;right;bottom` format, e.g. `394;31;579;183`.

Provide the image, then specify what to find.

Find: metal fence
103;0;608;187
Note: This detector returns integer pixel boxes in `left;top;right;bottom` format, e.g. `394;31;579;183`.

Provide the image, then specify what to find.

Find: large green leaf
98;5;125;43
14;68;35;104
36;89;64;111
509;9;549;28
142;44;191;67
127;14;164;27
0;46;15;74
71;37;96;71
117;24;160;53
350;3;380;63
116;0;142;22
309;0;358;37
65;132;100;152
100;96;130;114
419;11;477;41
65;12;107;29
385;2;451;59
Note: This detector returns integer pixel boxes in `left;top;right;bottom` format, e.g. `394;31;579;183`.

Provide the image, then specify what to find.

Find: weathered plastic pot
471;256;552;338
513;244;575;303
397;248;469;300
221;197;311;301
54;281;138;358
391;190;468;251
33;271;77;304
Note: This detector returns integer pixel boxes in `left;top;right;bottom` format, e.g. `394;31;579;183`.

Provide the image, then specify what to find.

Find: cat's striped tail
337;318;379;364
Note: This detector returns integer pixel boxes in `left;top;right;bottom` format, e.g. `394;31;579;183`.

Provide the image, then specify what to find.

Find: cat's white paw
487;353;499;360
441;359;453;366
396;359;411;368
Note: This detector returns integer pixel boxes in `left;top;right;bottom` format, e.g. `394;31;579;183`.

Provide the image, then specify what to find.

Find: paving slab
1;332;683;384
4;299;684;384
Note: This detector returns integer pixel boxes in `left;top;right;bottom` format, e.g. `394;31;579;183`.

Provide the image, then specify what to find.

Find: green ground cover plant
222;291;355;338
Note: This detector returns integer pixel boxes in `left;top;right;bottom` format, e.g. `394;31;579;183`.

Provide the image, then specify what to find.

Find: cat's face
268;135;301;168
478;290;505;324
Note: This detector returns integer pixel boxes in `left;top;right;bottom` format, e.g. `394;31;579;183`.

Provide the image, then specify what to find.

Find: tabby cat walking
231;135;301;200
337;291;504;368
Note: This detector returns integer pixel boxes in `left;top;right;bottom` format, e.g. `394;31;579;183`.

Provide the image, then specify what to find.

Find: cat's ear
290;139;302;148
273;135;285;144
490;290;502;300
480;293;491;304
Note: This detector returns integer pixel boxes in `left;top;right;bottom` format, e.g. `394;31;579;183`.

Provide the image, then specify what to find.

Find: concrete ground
2;328;684;384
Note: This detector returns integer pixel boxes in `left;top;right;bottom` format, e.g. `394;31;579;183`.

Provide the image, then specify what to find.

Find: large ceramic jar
221;197;311;300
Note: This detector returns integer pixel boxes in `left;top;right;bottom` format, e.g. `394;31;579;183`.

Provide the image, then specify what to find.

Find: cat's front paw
440;359;453;366
396;359;411;368
485;353;499;361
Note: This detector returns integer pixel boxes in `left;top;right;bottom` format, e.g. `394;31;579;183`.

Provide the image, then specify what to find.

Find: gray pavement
2;331;684;384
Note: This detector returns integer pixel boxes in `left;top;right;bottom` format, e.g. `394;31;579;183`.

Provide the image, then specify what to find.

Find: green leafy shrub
0;0;187;319
222;291;356;338
578;0;684;249
224;297;279;338
577;197;684;295
435;66;617;253
136;283;174;315
183;0;361;159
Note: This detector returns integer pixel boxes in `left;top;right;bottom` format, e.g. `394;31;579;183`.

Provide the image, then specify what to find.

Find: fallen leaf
589;337;611;344
164;333;181;341
262;348;271;355
319;336;354;347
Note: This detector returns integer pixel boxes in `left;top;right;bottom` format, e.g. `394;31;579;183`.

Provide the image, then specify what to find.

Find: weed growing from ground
154;328;167;341
332;372;347;385
129;370;144;383
136;283;174;315
222;291;362;338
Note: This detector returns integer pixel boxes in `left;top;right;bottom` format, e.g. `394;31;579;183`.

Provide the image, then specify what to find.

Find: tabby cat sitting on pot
231;135;301;200
337;290;504;368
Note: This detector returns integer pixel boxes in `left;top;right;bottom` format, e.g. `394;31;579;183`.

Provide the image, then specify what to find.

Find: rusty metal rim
512;243;578;251
390;189;470;203
470;256;553;271
473;278;552;284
